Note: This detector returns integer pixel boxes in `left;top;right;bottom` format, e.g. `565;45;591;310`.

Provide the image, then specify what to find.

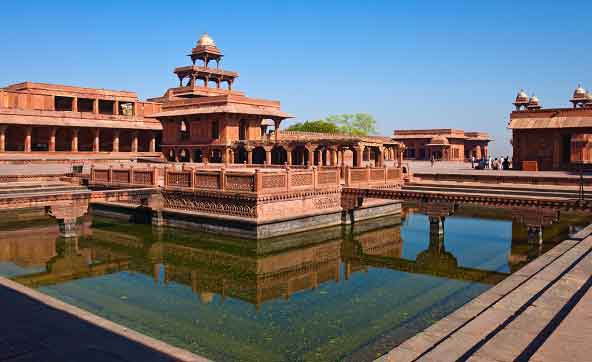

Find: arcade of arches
0;125;158;154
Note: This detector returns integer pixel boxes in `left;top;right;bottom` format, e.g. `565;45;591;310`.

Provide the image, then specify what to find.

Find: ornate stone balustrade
344;166;403;187
90;166;158;187
163;167;341;195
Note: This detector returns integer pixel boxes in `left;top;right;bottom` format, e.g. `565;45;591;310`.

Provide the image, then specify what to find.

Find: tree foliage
285;113;377;136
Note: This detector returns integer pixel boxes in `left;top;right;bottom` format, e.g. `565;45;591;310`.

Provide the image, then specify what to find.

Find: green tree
285;113;377;136
326;113;377;136
285;120;340;133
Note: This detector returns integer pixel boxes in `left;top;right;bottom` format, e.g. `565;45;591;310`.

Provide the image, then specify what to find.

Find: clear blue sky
1;0;591;155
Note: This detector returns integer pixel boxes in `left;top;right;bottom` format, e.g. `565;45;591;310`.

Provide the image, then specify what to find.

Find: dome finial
197;32;216;47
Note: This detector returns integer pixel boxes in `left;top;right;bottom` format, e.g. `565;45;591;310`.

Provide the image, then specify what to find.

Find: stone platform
378;225;592;362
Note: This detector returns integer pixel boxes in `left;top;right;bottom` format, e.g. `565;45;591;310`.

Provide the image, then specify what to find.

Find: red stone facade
393;129;490;161
509;86;592;170
0;82;162;155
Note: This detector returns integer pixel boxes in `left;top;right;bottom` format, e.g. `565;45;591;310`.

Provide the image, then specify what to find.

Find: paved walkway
0;284;177;362
378;226;592;362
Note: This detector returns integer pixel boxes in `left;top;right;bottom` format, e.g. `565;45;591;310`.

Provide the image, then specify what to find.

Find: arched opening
119;130;133;152
100;129;114;152
210;149;222;163
179;148;191;162
180;120;190;140
271;146;287;165
5;126;25;151
78;128;94;152
31;127;49;151
252;146;266;164
239;119;248;141
193;149;203;163
55;128;71;151
235;146;248;163
166;149;176;162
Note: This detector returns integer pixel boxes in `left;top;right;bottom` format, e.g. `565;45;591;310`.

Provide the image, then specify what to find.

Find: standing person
430;154;435;168
470;155;475;169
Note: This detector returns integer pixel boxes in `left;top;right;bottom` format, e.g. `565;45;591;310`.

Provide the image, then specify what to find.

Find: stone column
149;133;156;152
376;147;384;167
113;130;120;152
93;128;100;152
71;128;79;152
0;125;6;153
265;148;272;165
286;148;293;165
315;149;322;166
247;149;253;164
131;132;138;153
113;100;119;115
331;148;338;166
306;147;314;166
72;97;78;112
398;147;404;167
24;126;32;152
340;150;345;166
93;99;99;114
274;119;281;143
49;127;56;152
229;149;235;164
355;146;364;167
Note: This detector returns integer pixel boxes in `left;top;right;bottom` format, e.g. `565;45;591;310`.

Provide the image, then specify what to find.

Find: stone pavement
377;226;592;362
0;284;178;362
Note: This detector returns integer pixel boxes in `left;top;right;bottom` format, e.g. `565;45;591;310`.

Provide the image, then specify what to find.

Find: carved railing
163;167;341;194
90;166;158;187
344;166;404;187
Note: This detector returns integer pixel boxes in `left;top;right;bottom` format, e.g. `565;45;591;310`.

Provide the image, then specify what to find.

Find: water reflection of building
13;209;575;305
0;226;58;267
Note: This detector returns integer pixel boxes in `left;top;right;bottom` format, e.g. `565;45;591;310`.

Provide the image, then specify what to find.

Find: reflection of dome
515;89;529;103
428;135;449;145
197;33;216;47
199;292;214;304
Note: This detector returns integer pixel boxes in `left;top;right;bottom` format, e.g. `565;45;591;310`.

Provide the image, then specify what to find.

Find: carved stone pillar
131;132;138;153
355;146;364;167
229;148;235;164
49;201;89;238
286;148;293;165
265;147;272;165
92;99;99;114
113;100;119;115
71;128;79;152
24;126;32;152
274;119;281;143
113;130;120;152
72;97;78;112
149;133;156;152
93;128;100;152
315;149;322;166
49;127;56;152
247;148;253;164
306;146;315;166
0;125;6;153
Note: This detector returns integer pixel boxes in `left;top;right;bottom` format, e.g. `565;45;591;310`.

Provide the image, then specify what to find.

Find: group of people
470;156;511;170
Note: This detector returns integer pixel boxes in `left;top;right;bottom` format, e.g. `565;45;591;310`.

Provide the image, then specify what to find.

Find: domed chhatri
513;89;530;110
197;32;216;47
571;84;589;108
527;94;541;110
189;32;224;67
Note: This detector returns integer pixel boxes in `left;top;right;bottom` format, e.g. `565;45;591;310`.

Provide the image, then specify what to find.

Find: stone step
378;235;592;362
403;184;580;199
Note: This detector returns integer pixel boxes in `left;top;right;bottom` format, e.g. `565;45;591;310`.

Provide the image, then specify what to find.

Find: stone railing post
220;167;226;191
108;166;113;185
312;166;318;190
191;168;196;191
129;165;134;186
152;167;158;186
286;168;291;192
345;166;351;187
254;169;262;193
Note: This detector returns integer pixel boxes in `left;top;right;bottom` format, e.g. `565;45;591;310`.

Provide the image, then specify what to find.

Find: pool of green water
0;206;587;361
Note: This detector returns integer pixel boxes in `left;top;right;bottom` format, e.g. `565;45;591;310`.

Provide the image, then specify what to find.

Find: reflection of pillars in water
527;225;543;245
58;218;79;238
62;236;79;257
345;261;351;280
429;216;445;236
428;224;445;255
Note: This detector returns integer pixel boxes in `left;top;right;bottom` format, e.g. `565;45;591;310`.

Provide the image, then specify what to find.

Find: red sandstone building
150;34;403;167
0;33;402;165
0;82;162;156
509;86;592;171
392;129;491;161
